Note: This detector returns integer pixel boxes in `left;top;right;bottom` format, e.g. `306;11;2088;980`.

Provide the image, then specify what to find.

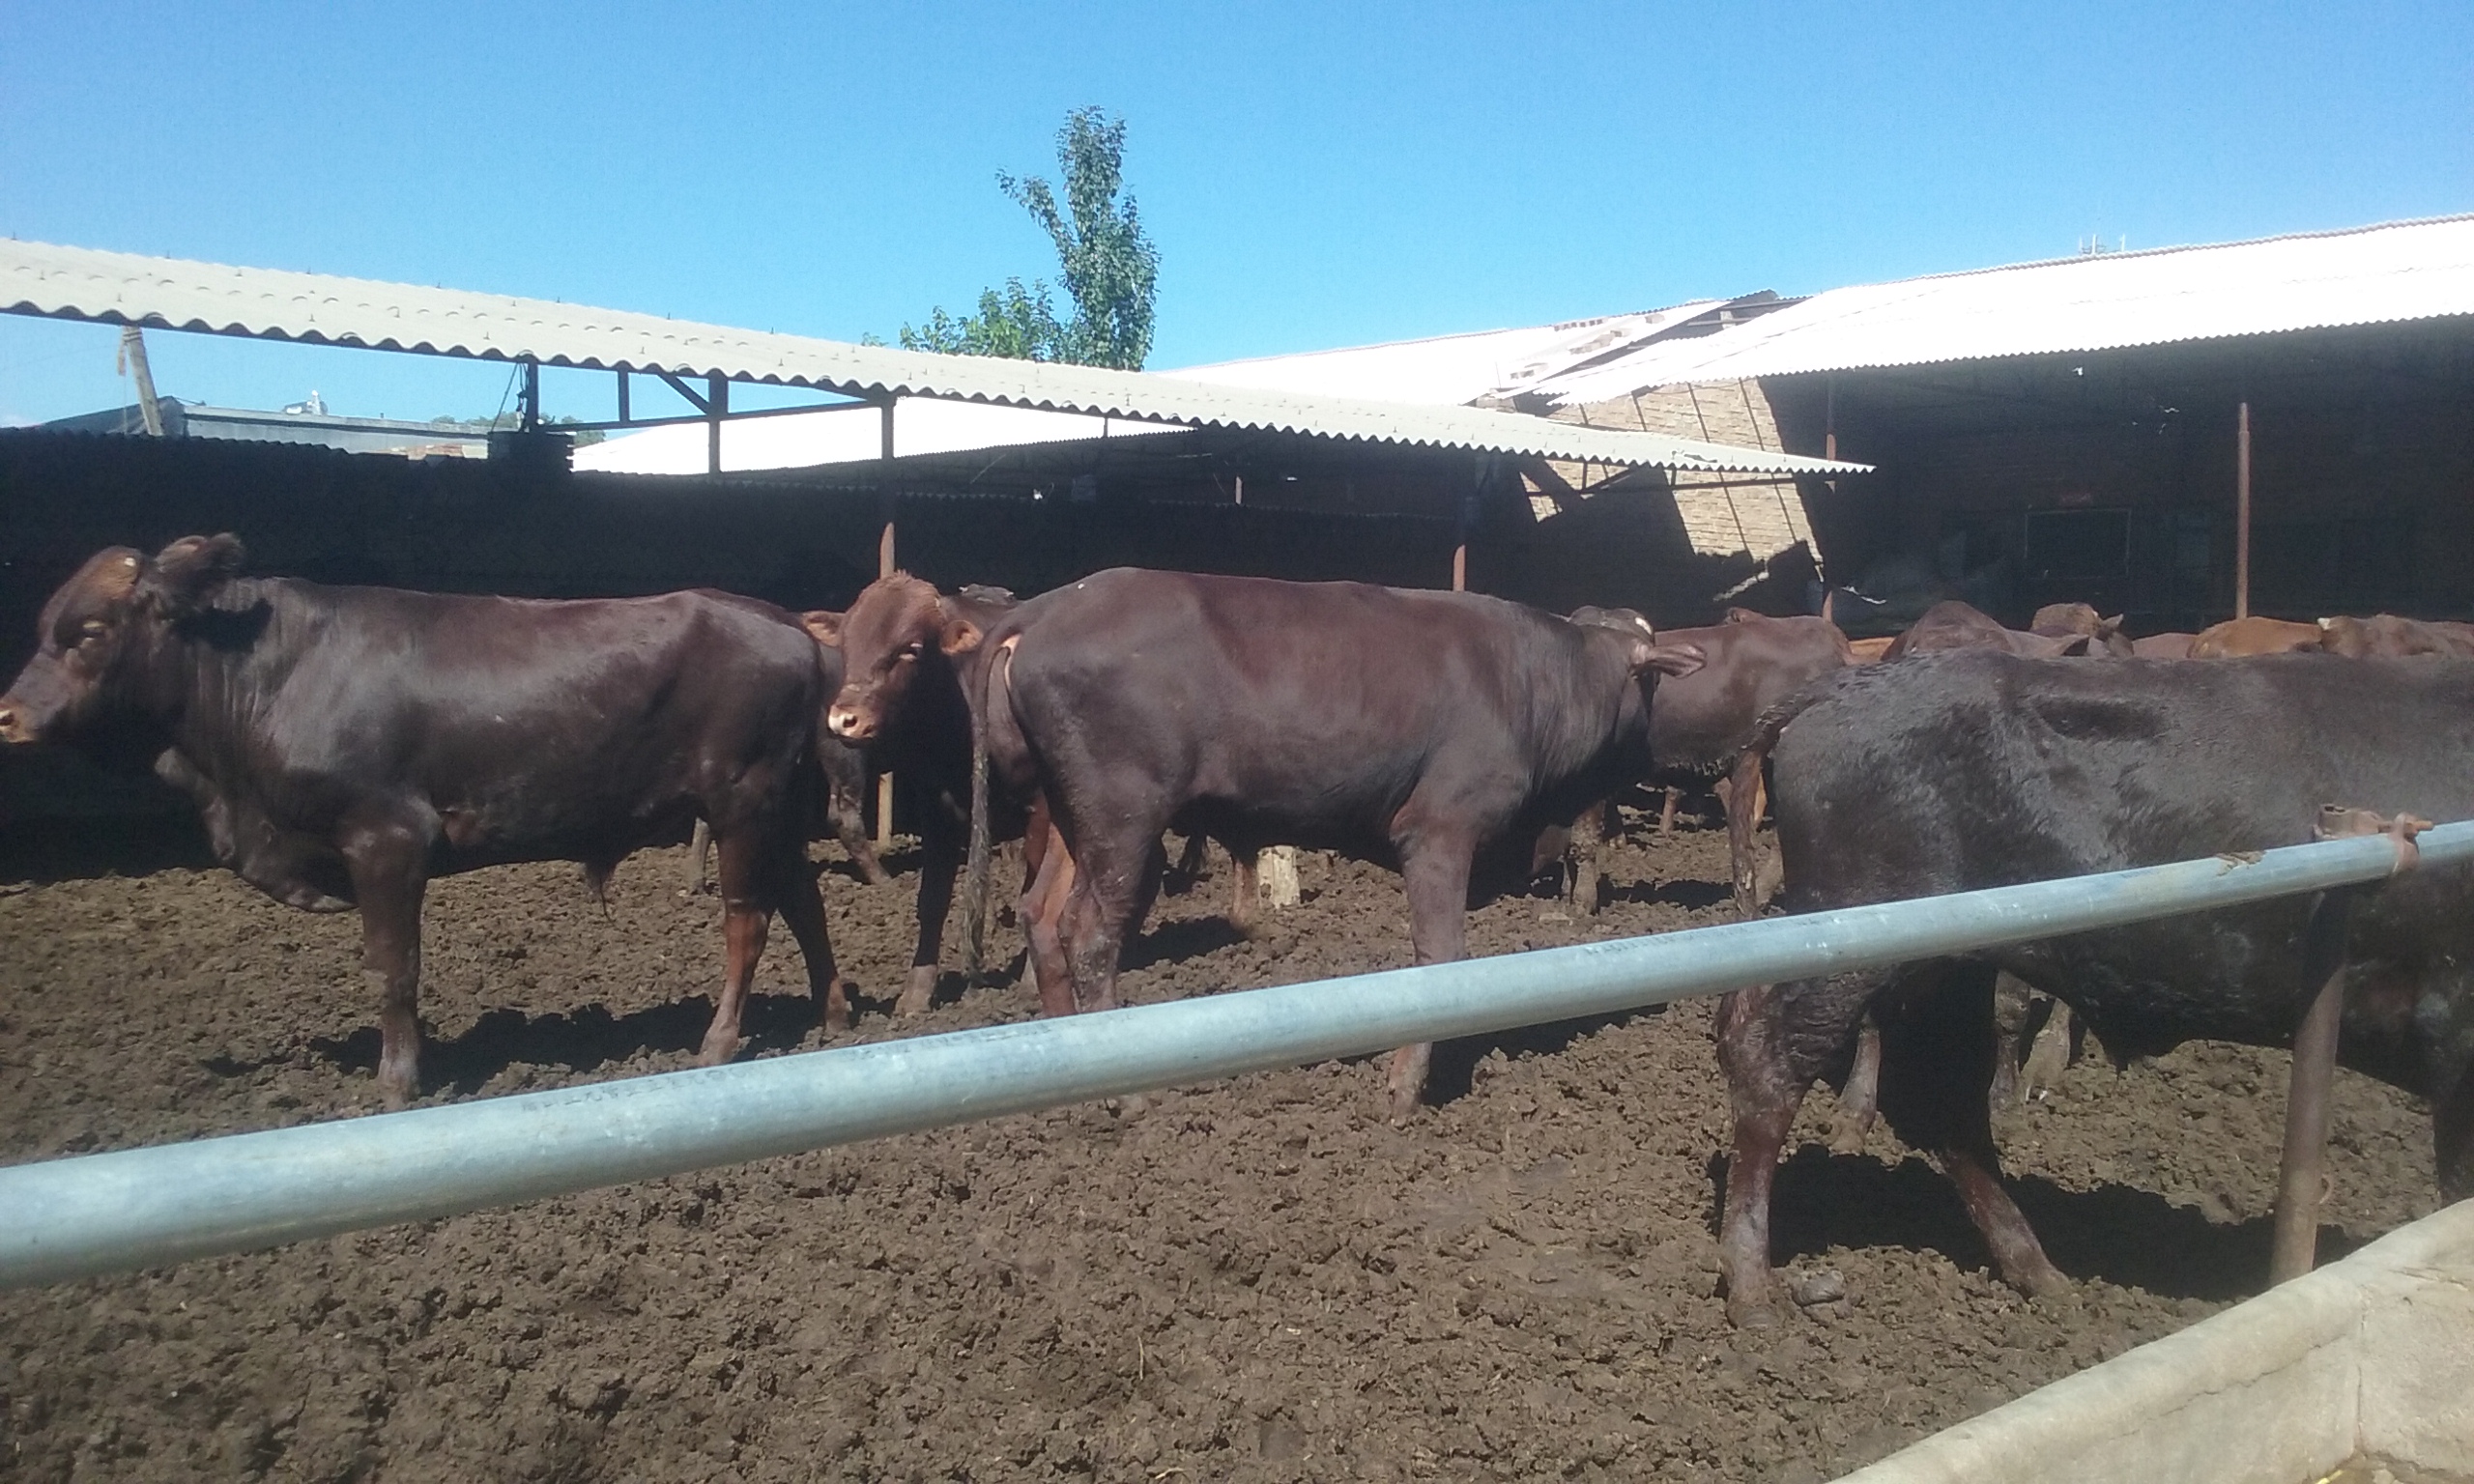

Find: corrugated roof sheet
0;240;1857;476
1529;215;2474;405
1166;301;1738;405
573;398;1178;475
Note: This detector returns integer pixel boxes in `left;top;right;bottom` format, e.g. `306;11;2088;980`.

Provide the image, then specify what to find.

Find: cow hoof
819;983;852;1035
697;1031;742;1067
1724;1284;1787;1330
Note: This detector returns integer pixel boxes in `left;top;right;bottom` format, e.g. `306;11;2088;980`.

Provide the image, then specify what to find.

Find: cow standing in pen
0;535;849;1107
1713;650;2474;1327
959;567;1705;1120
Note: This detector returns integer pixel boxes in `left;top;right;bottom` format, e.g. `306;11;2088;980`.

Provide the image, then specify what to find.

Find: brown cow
807;574;1257;1016
2131;632;2198;659
2028;602;2135;656
2188;615;2322;658
0;536;847;1107
964;568;1705;1120
1884;601;2093;660
2316;614;2474;659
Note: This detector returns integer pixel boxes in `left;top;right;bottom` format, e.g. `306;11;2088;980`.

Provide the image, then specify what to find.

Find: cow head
804;573;982;744
0;534;245;746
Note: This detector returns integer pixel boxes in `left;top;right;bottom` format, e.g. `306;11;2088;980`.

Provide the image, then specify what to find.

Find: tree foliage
898;107;1160;370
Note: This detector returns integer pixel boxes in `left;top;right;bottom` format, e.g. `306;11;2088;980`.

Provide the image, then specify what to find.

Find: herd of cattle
4;534;2470;1330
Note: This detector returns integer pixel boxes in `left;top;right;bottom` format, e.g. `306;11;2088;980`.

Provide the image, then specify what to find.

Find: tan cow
2187;616;2323;658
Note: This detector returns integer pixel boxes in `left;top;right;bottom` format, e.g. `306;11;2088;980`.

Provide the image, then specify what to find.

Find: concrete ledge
1835;1198;2474;1484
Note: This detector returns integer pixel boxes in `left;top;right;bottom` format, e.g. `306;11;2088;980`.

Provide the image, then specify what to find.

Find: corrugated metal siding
1530;215;2474;402
0;240;1858;477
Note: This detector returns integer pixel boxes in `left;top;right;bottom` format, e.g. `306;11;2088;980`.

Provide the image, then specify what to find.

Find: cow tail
1722;684;1832;919
957;643;1006;983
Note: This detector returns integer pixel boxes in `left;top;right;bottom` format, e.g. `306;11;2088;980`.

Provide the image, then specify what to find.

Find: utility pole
117;327;163;436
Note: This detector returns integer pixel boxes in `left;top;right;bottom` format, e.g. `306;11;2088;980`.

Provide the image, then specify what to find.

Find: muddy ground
0;805;2444;1482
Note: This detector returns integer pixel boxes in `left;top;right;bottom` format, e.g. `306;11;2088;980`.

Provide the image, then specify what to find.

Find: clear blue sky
3;1;2467;427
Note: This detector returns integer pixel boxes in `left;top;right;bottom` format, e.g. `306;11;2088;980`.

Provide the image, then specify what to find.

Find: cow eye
78;619;108;643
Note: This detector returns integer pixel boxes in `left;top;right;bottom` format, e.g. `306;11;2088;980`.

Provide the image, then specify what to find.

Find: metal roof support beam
874;392;898;849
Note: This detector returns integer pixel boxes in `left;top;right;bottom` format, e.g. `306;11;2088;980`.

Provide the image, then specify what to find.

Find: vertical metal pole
617;370;630;425
706;375;727;476
2235;401;2252;620
520;360;541;433
876;395;898;849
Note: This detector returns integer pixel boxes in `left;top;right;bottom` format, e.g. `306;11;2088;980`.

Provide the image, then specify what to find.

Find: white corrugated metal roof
0;240;1857;476
1166;302;1733;405
1529;215;2474;405
573;397;1178;475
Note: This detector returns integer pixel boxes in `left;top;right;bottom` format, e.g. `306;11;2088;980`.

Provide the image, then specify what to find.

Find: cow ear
801;610;844;647
149;533;245;614
2101;614;2125;634
1625;637;1704;679
938;614;984;656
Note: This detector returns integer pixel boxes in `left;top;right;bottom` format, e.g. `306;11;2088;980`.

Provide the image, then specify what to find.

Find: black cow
1714;650;2474;1326
963;568;1705;1120
0;535;847;1107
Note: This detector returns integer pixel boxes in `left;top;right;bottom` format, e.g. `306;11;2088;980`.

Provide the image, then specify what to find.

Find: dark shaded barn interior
1759;318;2474;635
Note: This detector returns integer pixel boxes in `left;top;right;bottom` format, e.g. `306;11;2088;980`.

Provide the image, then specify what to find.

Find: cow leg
1725;750;1767;918
1875;962;2067;1298
1569;800;1608;917
1057;823;1156;1014
701;830;774;1066
1658;785;1682;835
1387;832;1476;1123
830;785;893;887
341;816;432;1110
1829;1015;1883;1155
1715;975;1871;1327
897;823;961;1017
1014;795;1079;1015
1227;845;1259;935
769;839;849;1035
1020;821;1079;1016
680;817;713;896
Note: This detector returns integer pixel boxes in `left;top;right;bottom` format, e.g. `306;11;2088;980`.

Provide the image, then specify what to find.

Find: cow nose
827;706;871;741
0;704;22;744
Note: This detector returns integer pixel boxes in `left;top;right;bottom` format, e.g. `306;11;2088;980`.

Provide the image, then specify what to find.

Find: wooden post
2270;886;2352;1283
875;396;898;849
117;327;163;435
2234;401;2252;620
1451;542;1467;592
1259;845;1301;909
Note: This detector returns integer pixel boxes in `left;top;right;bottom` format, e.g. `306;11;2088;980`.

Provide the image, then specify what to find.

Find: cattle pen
8;820;2461;1283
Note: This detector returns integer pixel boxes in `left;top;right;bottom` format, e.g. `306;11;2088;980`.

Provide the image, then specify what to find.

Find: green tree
897;106;1160;370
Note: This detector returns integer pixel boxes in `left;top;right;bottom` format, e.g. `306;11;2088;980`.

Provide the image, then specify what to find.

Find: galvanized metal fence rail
4;819;2468;1291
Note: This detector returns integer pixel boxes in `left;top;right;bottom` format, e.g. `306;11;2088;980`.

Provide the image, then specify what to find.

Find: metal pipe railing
4;820;2466;1290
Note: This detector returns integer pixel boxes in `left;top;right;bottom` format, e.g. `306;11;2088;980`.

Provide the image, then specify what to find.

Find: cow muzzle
0;699;30;745
826;704;875;742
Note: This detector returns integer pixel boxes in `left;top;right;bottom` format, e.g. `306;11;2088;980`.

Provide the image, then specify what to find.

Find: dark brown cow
803;576;1032;1015
1714;651;2474;1327
1569;609;1857;915
810;575;1276;1015
2188;615;2323;658
1884;600;2093;660
2316;614;2474;659
681;639;889;894
0;536;846;1107
963;568;1704;1120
